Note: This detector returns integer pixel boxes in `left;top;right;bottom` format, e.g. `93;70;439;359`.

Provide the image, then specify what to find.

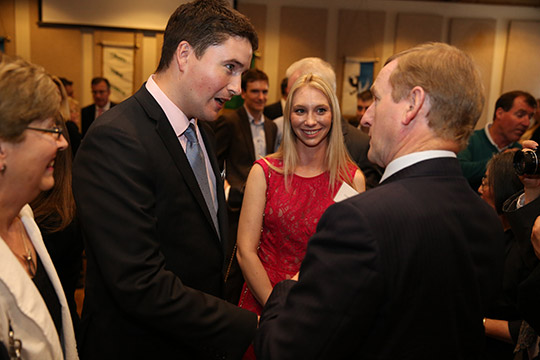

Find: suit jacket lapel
199;122;229;246
135;87;222;241
263;116;276;155
238;107;256;162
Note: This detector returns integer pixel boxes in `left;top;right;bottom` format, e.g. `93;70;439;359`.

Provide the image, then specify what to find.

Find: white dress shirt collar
484;123;512;152
380;150;456;183
145;74;192;136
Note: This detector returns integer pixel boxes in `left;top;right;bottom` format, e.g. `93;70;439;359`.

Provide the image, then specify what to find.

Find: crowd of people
1;0;540;359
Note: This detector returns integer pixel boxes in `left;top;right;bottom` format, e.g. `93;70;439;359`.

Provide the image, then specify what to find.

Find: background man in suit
263;77;287;120
458;90;536;191
80;77;116;137
72;1;258;359
255;42;505;359
214;68;277;212
213;68;277;303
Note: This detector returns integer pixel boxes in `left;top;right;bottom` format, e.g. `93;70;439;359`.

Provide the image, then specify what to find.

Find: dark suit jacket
263;101;283;120
80;101;116;137
255;157;505;359
214;106;277;210
73;86;257;360
341;121;382;189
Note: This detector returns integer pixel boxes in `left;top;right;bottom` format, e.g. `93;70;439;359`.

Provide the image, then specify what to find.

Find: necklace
18;220;36;278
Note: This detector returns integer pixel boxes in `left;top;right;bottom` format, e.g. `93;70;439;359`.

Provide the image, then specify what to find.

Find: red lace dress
238;157;357;315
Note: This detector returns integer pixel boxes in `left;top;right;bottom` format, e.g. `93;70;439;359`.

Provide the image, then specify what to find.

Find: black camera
513;149;540;175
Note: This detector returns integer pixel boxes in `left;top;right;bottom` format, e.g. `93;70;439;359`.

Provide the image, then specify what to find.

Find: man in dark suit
72;1;258;359
80;77;116;137
214;68;277;214
213;68;277;303
254;43;505;359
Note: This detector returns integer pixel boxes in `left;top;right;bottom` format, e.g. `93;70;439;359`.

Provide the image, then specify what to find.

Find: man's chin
201;109;220;122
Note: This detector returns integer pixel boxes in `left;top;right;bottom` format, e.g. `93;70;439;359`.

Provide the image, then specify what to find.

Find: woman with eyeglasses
28;75;84;343
0;55;78;359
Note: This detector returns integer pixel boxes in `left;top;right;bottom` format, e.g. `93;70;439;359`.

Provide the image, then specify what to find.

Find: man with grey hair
255;43;504;359
274;57;381;188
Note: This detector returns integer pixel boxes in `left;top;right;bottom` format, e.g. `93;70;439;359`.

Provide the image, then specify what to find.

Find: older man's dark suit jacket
214;106;277;210
255;157;505;359
73;85;257;360
80;102;117;137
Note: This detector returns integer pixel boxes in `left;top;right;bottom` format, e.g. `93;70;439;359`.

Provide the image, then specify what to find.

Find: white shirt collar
484;123;501;151
484;123;512;152
380;150;456;183
145;74;192;136
244;105;264;125
96;101;111;111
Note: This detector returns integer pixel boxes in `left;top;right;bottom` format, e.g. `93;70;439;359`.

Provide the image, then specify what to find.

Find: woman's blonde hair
0;54;60;142
268;74;358;191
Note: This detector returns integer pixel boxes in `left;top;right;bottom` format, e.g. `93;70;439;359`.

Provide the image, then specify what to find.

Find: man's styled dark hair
91;77;110;89
241;68;268;92
59;77;73;87
156;0;258;72
493;90;537;119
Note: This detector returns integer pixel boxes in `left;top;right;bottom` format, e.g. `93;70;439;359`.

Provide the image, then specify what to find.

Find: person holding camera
503;140;540;357
458;91;536;191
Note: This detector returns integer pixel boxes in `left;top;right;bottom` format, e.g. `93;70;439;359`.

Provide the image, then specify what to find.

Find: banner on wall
341;57;377;117
103;45;134;103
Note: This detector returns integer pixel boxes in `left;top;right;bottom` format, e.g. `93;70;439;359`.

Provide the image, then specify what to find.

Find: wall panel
278;6;328;89
238;3;267;70
394;13;443;53
336;9;385;100
449;18;496;127
0;0;16;55
29;0;82;100
503;20;540;98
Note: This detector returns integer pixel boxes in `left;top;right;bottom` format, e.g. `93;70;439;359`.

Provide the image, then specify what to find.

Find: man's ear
0;141;9;173
0;142;8;159
494;107;504;121
175;41;192;72
403;86;426;125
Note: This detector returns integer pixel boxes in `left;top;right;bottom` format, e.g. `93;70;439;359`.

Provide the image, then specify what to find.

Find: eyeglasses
481;175;489;188
26;125;63;140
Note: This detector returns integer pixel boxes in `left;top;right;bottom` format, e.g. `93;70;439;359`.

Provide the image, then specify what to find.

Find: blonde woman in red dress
237;74;365;358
